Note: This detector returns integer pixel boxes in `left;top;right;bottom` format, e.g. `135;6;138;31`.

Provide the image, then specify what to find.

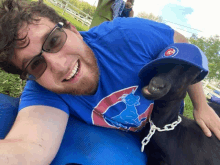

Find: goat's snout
151;77;166;89
142;76;171;100
141;65;201;101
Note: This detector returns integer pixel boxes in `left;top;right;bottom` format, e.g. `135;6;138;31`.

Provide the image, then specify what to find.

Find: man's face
12;17;99;95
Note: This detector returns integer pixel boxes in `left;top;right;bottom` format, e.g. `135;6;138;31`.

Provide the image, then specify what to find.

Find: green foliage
206;85;215;90
137;12;163;22
189;35;220;81
182;34;220;120
0;69;26;97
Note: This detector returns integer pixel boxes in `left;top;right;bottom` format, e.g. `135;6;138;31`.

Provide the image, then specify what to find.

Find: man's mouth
63;60;80;82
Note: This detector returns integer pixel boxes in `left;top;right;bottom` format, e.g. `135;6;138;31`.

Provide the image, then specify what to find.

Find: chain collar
141;115;182;152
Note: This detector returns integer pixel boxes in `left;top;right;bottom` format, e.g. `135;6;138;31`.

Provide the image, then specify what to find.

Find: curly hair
0;0;70;76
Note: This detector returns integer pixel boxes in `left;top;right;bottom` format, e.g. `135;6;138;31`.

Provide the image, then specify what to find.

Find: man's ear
66;21;83;40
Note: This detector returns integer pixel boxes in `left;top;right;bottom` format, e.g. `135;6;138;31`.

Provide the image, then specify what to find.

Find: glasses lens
22;23;66;80
43;28;67;53
26;55;47;80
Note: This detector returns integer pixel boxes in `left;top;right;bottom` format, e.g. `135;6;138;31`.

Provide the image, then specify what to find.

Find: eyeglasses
20;22;67;80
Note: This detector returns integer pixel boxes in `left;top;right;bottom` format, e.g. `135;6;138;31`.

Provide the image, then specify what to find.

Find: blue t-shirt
19;17;174;132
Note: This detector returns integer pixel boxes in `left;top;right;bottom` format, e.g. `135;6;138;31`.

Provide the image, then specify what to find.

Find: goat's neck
151;99;182;128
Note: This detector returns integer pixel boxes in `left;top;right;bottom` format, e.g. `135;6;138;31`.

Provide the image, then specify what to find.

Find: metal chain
141;116;182;152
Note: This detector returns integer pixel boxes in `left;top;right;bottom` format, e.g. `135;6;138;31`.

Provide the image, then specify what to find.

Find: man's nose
42;51;68;72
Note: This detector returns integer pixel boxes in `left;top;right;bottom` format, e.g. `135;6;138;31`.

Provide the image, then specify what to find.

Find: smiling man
13;17;99;95
0;0;220;164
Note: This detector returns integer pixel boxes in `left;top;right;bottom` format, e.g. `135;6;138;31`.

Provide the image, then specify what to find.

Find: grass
32;0;89;31
0;69;26;98
184;94;194;119
43;0;89;31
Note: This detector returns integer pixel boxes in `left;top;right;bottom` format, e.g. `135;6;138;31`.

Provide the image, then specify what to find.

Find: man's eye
31;59;41;70
49;36;61;48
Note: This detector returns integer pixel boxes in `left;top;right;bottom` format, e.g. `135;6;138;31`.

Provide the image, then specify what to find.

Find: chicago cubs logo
164;47;179;57
111;89;141;127
91;86;154;132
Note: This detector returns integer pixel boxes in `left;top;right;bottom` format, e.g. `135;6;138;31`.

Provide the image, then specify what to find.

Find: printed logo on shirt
164;47;179;57
91;86;153;132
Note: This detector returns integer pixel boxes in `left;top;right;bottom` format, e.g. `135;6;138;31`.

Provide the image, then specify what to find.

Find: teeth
65;61;79;80
152;87;159;91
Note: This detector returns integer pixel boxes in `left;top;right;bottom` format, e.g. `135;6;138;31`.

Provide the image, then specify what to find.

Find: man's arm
188;82;220;140
0;105;69;164
173;30;188;43
174;30;220;140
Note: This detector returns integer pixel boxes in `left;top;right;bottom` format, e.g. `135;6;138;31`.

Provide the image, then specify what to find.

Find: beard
50;41;100;96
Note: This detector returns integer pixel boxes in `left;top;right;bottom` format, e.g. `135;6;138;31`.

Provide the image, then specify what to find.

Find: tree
137;12;163;22
189;35;220;81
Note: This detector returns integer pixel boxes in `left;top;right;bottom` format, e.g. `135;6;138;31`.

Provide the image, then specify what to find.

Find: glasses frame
20;22;67;80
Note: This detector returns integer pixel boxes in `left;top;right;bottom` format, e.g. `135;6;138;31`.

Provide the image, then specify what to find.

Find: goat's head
139;43;209;102
141;64;201;102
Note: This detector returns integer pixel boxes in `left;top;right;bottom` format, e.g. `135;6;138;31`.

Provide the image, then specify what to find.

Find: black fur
141;65;220;165
208;101;220;117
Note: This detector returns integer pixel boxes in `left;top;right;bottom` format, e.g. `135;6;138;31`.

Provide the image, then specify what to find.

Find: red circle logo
165;48;176;56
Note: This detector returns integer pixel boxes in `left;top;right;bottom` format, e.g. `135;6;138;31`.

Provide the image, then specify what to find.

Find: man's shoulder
23;80;47;92
81;17;145;42
19;81;69;114
21;80;62;101
86;17;169;36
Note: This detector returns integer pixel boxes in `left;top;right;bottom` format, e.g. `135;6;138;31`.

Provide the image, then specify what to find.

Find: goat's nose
151;77;166;89
142;76;171;100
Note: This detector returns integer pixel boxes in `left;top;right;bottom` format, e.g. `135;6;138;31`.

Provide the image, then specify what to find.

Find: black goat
141;65;220;165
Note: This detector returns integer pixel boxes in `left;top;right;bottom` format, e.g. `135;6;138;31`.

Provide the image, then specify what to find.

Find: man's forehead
13;17;56;69
18;17;55;34
16;17;55;51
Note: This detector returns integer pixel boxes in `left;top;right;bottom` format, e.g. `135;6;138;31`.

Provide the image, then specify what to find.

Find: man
118;0;134;18
0;0;219;164
90;0;114;28
90;0;134;28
